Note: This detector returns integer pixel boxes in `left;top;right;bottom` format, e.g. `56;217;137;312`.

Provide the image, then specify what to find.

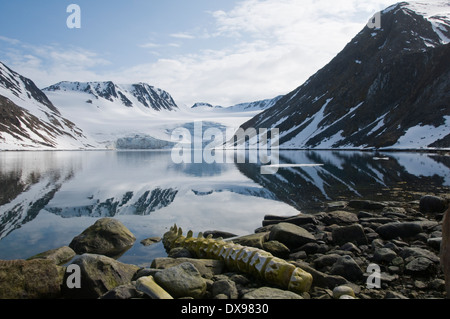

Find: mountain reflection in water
0;150;448;265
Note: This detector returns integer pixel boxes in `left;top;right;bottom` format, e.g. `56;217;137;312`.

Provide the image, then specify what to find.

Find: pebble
333;285;356;299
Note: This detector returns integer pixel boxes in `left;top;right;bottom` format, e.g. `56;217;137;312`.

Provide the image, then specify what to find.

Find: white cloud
112;0;395;107
170;32;196;39
139;42;161;48
0;38;110;87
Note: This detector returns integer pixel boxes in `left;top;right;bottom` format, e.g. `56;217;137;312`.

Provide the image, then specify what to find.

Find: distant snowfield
45;88;262;149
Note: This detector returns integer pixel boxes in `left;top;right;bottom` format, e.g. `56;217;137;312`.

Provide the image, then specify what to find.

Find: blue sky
0;0;396;107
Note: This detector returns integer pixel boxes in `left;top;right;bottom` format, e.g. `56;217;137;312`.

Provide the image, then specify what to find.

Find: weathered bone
162;225;313;294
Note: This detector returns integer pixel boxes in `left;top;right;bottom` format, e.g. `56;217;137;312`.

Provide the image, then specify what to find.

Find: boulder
211;279;239;299
268;223;316;249
151;257;224;279
420;195;448;214
313;254;342;270
320;211;359;226
62;254;140;299
399;247;440;263
232;232;269;249
69;218;136;258
27;246;76;265
330;255;364;282
332;224;368;245
100;283;144;299
154;262;207;299
333;285;356;299
0;259;64;299
372;248;397;264
293;260;349;289
262;240;290;258
404;257;438;276
376;222;423;240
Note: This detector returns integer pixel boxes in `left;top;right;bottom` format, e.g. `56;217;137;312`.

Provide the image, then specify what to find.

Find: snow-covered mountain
190;96;283;113
238;1;450;150
0;62;98;150
43;81;264;149
44;81;178;112
224;96;283;112
191;102;223;110
43;81;186;149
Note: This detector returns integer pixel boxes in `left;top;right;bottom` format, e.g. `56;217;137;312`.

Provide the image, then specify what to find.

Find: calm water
0;150;449;266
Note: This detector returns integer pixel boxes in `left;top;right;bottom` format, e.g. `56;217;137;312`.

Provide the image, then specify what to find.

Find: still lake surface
0;150;449;266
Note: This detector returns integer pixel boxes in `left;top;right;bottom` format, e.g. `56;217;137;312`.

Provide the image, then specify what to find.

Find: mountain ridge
237;1;450;150
0;62;98;150
44;81;179;112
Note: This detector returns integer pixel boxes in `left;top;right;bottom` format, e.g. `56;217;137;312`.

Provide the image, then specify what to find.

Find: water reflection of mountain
0;151;273;240
236;151;450;213
1;150;449;241
0;170;73;240
46;187;179;218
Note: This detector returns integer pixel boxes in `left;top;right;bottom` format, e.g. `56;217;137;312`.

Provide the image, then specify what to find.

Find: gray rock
372;248;397;263
132;268;162;280
321;211;359;226
427;237;442;250
27;246;76;265
100;283;144;299
0;259;64;299
154;262;206;299
376;222;423;240
332;224;368;245
420;195;448;214
340;242;362;254
168;247;194;258
399;247;440;263
151;258;224;279
268;223;316;249
233;232;269;249
62;254;140;299
69;218;136;258
333;285;356;299
294;260;349;289
330;255;364;282
404;257;437;276
429;278;446;291
289;250;307;260
262;240;290;258
140;237;161;247
313;254;342;269
242;287;303;299
298;242;320;255
211;279;238;299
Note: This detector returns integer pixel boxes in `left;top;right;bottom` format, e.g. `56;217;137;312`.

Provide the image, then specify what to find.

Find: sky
0;0;396;107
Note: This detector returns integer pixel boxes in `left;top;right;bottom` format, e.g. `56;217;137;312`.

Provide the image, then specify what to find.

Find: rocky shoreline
0;195;448;300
